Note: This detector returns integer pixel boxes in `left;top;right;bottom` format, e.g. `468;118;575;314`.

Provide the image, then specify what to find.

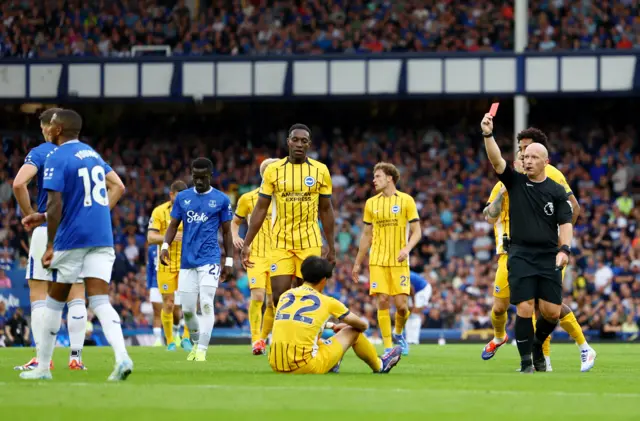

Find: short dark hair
170;180;187;193
51;109;82;137
191;158;213;172
39;108;63;124
301;256;333;285
288;123;311;138
517;127;549;150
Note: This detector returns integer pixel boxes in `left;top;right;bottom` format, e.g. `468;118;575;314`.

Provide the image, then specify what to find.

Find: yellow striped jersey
363;191;420;267
149;201;183;272
259;157;332;250
269;284;349;372
235;188;272;259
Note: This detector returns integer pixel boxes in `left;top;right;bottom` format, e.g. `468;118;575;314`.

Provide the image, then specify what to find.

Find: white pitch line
1;382;639;399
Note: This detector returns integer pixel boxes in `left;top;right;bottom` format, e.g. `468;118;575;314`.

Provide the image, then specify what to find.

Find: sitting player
269;256;402;374
405;271;432;345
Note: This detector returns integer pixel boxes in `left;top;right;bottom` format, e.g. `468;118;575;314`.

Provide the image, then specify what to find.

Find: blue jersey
147;245;158;289
43;140;114;251
410;271;428;293
170;187;232;269
24;142;57;213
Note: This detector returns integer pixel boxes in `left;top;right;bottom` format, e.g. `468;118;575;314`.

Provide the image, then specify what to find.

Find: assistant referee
481;113;573;374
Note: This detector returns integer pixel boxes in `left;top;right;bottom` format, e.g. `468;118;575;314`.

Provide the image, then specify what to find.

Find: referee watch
559;245;571;256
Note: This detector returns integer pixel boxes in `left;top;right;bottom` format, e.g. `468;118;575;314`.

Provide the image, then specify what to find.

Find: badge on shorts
250;277;256;284
391;205;400;214
495;285;500;293
271;264;277;272
304;176;316;187
323;338;332;345
372;282;377;288
162;284;168;291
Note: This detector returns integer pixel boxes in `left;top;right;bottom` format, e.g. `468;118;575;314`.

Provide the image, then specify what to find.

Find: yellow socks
394;310;410;335
249;300;264;343
183;323;190;340
378;309;393;349
161;309;174;345
532;313;551;357
261;305;275;340
491;310;507;340
560;312;587;346
353;332;382;372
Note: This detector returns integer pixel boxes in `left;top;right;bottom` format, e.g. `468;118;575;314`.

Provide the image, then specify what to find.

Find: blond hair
373;162;400;184
260;158;279;177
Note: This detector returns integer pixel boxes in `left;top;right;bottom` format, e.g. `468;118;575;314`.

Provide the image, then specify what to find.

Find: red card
489;102;499;117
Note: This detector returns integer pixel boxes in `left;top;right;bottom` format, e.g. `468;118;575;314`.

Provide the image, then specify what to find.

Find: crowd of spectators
1;0;639;58
1;115;640;341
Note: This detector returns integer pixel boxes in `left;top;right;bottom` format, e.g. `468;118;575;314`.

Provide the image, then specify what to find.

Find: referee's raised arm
480;114;507;174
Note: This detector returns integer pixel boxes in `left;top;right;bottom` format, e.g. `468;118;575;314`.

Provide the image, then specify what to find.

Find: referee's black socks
515;315;534;367
534;317;558;345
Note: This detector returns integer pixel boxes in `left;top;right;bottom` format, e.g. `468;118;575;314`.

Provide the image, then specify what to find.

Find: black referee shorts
507;247;562;305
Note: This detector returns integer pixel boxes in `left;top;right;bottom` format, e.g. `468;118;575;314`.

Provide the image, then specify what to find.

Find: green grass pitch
1;344;639;421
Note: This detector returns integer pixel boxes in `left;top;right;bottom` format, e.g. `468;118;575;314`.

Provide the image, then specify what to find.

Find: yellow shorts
494;254;566;299
157;271;179;294
276;339;344;374
369;265;410;296
248;256;272;294
270;247;322;278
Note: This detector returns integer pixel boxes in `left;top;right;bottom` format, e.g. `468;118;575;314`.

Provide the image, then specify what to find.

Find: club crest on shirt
391;205;400;214
271;264;277;272
544;202;554;216
304;176;316;187
209;200;217;208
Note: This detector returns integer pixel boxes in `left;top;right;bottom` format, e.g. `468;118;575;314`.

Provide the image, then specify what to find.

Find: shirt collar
193;187;212;195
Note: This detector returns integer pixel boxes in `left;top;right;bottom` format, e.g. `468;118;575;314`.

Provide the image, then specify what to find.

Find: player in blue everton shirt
405;271;433;346
19;109;132;382
147;245;164;346
160;157;234;362
12;108;124;372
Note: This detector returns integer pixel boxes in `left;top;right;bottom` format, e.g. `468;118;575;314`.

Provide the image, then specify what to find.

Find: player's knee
540;305;561;321
199;286;216;316
493;298;509;314
377;294;391;309
516;300;535;317
265;294;274;308
251;288;266;303
560;303;571;319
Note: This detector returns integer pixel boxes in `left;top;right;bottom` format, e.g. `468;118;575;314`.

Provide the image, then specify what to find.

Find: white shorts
178;264;220;293
50;247;115;284
27;226;52;281
149;287;162;304
414;286;432;309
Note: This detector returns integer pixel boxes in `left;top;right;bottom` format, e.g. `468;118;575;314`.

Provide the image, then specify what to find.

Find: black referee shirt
497;166;572;250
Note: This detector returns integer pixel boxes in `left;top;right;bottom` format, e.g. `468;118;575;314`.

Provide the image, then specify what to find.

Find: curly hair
516;127;549;150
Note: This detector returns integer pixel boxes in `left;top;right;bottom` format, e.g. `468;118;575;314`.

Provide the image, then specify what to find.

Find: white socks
197;286;216;352
181;292;200;345
30;300;46;350
405;315;421;345
67;299;86;360
89;295;129;364
579;343;591;352
153;327;163;341
38;297;65;370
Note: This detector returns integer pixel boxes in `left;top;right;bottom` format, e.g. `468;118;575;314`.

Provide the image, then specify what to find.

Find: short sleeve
42;154;66;192
487;182;502;205
235;194;250;219
104;162;113;174
555;187;573;225
405;196;419;223
319;165;332;197
547;166;573;195
220;195;233;223
496;165;516;190
259;165;275;198
363;199;373;225
329;297;350;320
24;150;42;169
149;207;162;231
170;196;184;220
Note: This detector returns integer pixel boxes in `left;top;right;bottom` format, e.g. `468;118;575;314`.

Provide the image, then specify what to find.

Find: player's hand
555;251;569;270
22;212;46;231
241;245;254;269
232;235;244;250
397;247;410;263
174;232;183;242
332;322;349;333
220;265;232;283
351;263;361;283
160;249;170;266
324;246;336;267
481;113;493;135
41;244;54;269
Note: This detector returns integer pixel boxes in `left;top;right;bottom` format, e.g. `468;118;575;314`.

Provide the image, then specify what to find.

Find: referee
481;114;573;373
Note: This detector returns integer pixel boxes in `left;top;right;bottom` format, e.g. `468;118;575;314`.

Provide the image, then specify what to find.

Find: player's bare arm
568;194;581;224
319;196;336;266
334;311;369;333
231;215;245;249
160;217;180;266
398;220;422;263
105;170;126;210
147;228;164;245
12;164;38;216
241;195;271;268
481;114;507;174
352;223;373;282
556;223;573;268
42;191;63;268
220;220;233;282
483;186;506;223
